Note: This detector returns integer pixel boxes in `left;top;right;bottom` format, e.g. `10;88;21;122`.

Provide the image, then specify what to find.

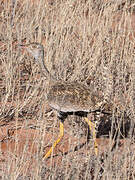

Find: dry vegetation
0;0;135;179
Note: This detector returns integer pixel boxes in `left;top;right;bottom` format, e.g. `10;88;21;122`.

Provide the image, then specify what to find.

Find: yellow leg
43;121;64;159
84;117;98;155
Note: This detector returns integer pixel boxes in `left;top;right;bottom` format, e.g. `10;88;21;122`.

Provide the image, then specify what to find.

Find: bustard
20;43;112;159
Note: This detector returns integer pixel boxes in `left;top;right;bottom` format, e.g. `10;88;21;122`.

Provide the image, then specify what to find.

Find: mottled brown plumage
20;43;103;113
48;82;102;113
20;42;112;159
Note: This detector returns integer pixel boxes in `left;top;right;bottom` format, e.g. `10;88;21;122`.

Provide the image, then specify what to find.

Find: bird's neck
38;56;57;83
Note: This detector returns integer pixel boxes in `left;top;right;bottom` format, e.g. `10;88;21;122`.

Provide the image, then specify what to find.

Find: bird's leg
43;112;67;159
84;117;98;155
43;121;64;159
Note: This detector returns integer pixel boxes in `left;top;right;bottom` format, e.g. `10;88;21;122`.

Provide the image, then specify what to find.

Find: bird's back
47;82;103;113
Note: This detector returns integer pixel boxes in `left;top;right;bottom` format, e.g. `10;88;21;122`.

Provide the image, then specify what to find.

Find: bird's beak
18;44;30;48
18;44;32;56
19;44;38;60
18;44;26;54
19;44;32;52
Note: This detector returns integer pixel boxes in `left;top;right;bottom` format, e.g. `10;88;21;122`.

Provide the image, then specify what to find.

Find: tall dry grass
0;0;134;179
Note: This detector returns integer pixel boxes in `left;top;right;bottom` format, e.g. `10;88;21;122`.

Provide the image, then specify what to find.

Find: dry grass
0;0;135;179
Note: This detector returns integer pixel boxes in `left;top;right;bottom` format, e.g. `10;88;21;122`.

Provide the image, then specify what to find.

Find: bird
20;42;113;159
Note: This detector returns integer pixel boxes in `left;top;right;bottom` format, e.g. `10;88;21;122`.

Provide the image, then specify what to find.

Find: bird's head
20;43;44;61
19;42;55;80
